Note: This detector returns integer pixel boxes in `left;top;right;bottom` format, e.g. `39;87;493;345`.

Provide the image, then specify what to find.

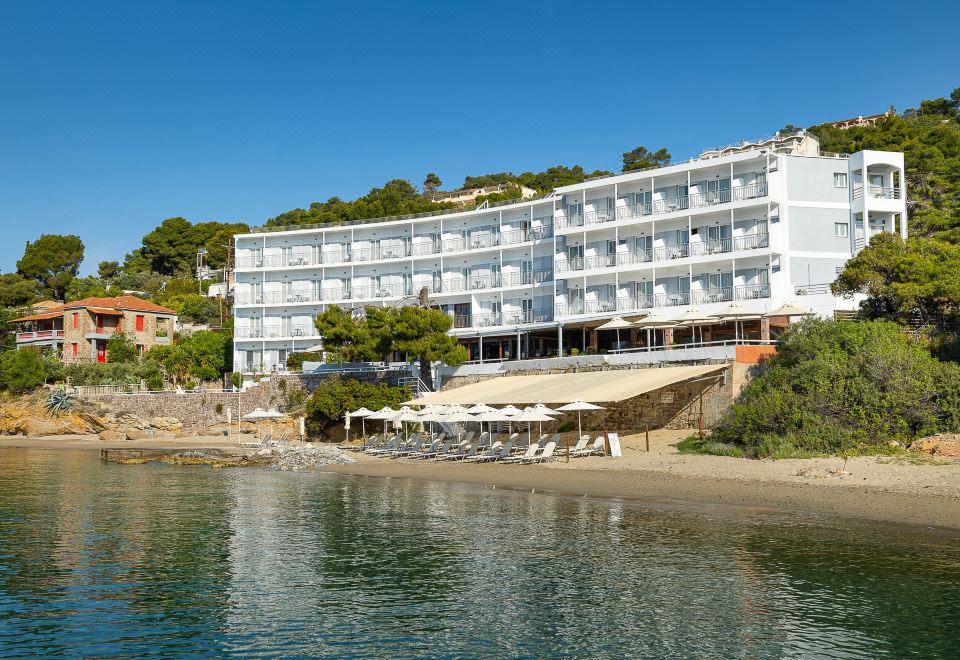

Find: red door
96;340;107;363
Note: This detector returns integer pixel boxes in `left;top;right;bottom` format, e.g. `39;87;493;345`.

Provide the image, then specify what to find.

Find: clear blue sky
1;0;957;275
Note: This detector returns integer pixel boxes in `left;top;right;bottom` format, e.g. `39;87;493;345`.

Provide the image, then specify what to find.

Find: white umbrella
243;407;285;440
516;407;556;441
596;316;634;350
366;406;397;435
556;400;605;443
498;405;523;433
349;406;375;438
475;409;509;442
442;410;475;443
633;311;677;350
556;399;605;462
533;403;562;416
391;408;420;440
468;403;497;415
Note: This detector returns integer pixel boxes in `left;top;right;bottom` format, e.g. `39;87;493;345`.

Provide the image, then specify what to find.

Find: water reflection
0;450;958;658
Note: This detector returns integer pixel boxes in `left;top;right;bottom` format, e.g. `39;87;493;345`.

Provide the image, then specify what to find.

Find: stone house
10;295;177;362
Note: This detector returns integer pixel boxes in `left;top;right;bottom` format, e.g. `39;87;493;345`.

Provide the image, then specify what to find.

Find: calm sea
0;449;958;658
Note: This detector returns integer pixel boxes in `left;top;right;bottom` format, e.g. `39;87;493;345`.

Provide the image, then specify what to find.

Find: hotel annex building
232;133;906;373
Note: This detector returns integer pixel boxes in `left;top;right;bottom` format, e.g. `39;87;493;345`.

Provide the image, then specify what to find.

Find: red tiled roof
9;294;176;324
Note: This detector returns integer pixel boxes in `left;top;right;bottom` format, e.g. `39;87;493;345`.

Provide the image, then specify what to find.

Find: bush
304;376;408;439
231;372;242;390
0;348;48;393
286;351;322;371
106;332;137;364
712;319;958;457
65;359;164;388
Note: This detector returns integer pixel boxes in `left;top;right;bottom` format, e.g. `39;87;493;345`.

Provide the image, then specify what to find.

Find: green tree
286;351;323;371
161;293;221;325
0;348;47;393
65;275;113;301
303;376;408;439
832;233;960;324
16;234;84;300
622;146;672;172
313;306;377;362
147;330;231;383
98;260;121;281
423;172;442;194
139;217;197;275
389;306;468;389
106;332;138;364
0;273;38;307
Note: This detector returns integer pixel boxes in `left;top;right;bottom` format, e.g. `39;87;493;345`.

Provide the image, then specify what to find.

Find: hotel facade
232;133;906;374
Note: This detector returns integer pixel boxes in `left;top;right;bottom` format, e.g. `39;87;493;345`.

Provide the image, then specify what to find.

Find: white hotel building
232;133;906;373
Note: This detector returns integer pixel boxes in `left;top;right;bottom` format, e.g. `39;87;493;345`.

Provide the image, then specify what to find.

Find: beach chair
438;442;478;461
521;441;556;464
417;436;452;459
572;436;606;457
473;440;513;463
464;441;503;463
500;442;541;464
365;435;400;454
567;436;590;456
240;434;270;450
392;436;425;457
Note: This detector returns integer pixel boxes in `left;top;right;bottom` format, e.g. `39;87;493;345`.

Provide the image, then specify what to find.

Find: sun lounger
391;437;425;457
567;436;590;455
437;442;478;461
365;436;400;454
412;436;450;459
501;442;540;464
464;441;503;462
520;441;556;464
472;440;513;463
572;436;606;457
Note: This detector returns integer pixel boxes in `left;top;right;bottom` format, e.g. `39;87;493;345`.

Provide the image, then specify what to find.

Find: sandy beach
3;430;959;530
323;430;960;530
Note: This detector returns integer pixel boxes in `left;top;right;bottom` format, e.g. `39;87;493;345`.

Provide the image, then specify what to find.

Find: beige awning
406;364;726;406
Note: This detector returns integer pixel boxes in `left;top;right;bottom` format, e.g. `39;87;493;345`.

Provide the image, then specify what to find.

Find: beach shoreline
3;431;959;530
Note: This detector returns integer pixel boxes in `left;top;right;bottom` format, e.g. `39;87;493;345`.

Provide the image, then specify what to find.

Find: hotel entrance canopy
404;364;725;406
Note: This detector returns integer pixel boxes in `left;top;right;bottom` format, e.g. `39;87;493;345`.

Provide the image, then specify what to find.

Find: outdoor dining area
339;401;613;465
573;302;814;354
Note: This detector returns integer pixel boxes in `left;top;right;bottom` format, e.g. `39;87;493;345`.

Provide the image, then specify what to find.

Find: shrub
106;332;138;364
215;403;224;415
712;319;954;457
286;351;322;371
231;372;242;390
0;348;47;393
304;376;408;439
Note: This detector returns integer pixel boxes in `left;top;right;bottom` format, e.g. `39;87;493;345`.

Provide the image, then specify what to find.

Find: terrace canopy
404;364;725;406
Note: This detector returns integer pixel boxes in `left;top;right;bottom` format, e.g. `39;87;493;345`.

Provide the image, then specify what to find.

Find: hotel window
72;312;79;329
834;222;849;237
834;173;848;188
135;315;145;331
136;344;145;355
71;343;78;357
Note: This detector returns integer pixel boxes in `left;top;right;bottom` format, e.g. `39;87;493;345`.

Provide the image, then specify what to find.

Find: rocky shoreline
105;444;355;471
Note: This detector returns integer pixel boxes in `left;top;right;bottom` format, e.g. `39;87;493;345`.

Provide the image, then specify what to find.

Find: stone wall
78;370;408;430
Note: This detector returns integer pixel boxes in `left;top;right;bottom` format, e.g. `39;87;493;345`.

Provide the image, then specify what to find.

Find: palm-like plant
45;386;74;416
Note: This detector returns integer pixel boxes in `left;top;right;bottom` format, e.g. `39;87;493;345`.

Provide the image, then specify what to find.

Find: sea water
0;449;958;658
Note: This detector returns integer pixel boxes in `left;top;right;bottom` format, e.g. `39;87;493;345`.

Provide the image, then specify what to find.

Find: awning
7;310;63;323
405;364;726;406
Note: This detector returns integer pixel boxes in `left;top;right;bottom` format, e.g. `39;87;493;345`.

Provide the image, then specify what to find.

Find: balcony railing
16;329;65;342
690;239;731;257
853;186;901;200
733;233;769;250
411;242;441;256
653;291;691;307
473;312;502;327
453;314;472;328
564;180;769;228
652;244;690;260
735;283;770;300
690;287;734;305
616;296;654;312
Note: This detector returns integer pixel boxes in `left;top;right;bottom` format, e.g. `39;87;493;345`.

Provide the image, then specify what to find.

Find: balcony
411;242;441;256
474;312;502;327
16;329;64;343
690;288;733;305
853;186;901;200
560;180;769;229
453;314;472;329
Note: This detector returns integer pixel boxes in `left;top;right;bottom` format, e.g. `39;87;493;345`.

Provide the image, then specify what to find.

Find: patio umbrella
498;405;523;433
442;410;476;443
556;400;605;443
595;316;635;351
242;407;285;441
763;302;815;318
474;409;509;442
633;311;677;350
673;308;715;345
516;408;556;442
713;302;762;342
366;406;397;436
532;403;562;416
348;406;375;439
390;408;420;441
